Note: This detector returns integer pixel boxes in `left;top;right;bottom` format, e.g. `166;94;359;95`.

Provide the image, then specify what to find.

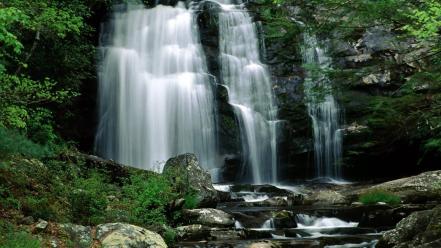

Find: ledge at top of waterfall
95;3;218;173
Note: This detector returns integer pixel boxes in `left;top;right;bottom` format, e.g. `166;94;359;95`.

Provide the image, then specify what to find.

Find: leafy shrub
69;172;109;225
0;220;40;248
22;196;55;220
359;190;401;205
0;185;20;210
162;227;177;246
183;192;199;209
124;174;176;227
0;127;52;159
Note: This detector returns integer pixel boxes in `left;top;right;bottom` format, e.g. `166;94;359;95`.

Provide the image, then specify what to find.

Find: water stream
302;34;343;179
217;1;278;183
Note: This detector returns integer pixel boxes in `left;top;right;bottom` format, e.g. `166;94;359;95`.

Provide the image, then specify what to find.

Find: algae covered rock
163;153;218;207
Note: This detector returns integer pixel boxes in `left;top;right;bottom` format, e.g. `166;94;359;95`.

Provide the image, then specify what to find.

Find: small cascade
234;220;244;229
95;3;217;173
302;34;343;179
217;0;278;184
261;218;275;230
296;214;358;229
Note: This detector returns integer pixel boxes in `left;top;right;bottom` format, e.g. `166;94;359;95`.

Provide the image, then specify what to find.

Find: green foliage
0;127;52;159
0;220;40;248
0;185;21;210
183;192;199;209
162;227;177;246
123;174;176;227
359;190;401;205
22;196;55;220
69;172;110;225
404;0;441;39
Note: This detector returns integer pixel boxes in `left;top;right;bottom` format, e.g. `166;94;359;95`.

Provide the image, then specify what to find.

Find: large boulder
377;206;441;248
356;170;441;203
96;223;167;248
183;208;235;227
163;153;218;207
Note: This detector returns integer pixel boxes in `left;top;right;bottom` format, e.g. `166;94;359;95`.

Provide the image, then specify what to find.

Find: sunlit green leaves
404;0;441;39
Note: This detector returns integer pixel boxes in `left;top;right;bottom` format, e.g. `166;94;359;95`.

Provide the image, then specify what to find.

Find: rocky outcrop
377;206;441;248
355;170;441;203
163;153;218;207
96;223;167;248
183;208;235;227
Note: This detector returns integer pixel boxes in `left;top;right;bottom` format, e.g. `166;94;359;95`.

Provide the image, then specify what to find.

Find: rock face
358;170;441;203
377;206;441;248
96;223;167;248
183;208;235;227
163;153;218;207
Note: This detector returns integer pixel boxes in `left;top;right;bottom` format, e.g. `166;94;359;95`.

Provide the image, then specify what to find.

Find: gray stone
96;223;167;248
35;219;48;230
378;206;441;248
183;208;235;227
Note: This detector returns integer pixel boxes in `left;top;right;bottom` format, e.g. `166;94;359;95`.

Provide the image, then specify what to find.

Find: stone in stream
183;208;235;227
163;153;218;207
176;224;244;241
272;210;297;228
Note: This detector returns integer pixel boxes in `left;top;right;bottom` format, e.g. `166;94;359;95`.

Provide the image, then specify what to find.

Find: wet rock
231;211;272;229
260;196;288;207
163;153;218;207
176;225;243;241
377;205;441;248
59;223;92;248
248;241;281;248
305;189;348;205
176;224;210;241
183;208;235;227
209;229;244;240
272;210;297;228
96;223;167;248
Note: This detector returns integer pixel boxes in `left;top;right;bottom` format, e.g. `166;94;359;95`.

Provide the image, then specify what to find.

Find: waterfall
95;3;217;173
217;1;278;183
302;34;343;179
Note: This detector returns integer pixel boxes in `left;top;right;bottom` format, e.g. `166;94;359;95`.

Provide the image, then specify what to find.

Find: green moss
359;190;401;205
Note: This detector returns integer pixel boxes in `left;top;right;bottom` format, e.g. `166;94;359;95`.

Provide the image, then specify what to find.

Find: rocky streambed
174;171;441;248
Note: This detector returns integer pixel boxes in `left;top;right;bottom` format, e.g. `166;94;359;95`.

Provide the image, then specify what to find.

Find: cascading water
302;34;343;179
217;1;278;183
95;3;217;173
